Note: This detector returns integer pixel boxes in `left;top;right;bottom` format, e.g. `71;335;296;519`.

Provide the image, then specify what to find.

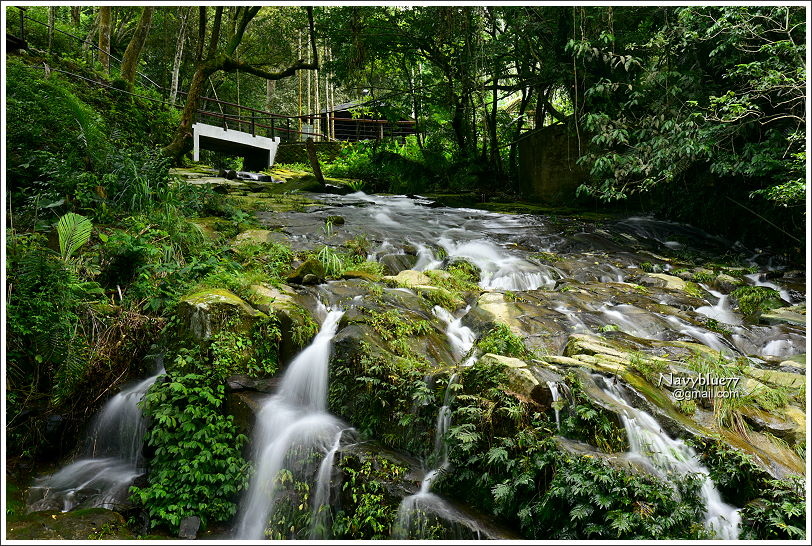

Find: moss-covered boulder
178;288;267;340
759;305;805;326
286;258;326;284
247;283;317;362
6;508;133;540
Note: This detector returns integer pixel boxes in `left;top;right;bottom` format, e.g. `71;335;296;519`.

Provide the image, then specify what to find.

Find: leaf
57;212;93;260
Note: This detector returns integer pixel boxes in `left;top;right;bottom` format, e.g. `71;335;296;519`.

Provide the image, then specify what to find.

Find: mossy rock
286;258;326;284
233;229;290;246
178;288;266;340
6;508;133;540
759;305;805;326
247;283;317;361
383;269;433;288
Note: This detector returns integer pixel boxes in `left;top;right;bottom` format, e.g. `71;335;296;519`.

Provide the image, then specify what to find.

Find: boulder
380;254;418;275
178;516;201;539
287;258;326;284
178;289;266;340
383;269;432;288
247;283;316;361
479;353;551;407
713;273;743;293
638;273;688;292
760;305;806;326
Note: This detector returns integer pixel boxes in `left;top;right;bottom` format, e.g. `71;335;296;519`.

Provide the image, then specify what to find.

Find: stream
26;190;805;540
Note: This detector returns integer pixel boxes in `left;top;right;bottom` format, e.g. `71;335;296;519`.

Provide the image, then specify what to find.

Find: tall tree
169;7;192;106
120;6;155;87
164;6;319;163
98;6;111;74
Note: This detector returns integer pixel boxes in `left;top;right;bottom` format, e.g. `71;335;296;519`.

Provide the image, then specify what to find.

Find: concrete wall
518;124;588;203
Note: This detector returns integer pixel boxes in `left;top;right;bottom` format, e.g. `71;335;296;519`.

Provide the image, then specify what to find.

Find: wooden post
305;137;325;187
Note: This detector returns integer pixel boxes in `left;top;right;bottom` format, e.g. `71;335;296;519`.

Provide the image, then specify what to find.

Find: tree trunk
120;7;154;87
164;61;217;162
71;7;81;28
47;7;55;53
169;8;191;106
98;7;111;74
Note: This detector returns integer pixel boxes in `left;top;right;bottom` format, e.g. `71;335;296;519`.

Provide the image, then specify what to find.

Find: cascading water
27;367;163;512
395;374;471;539
593;374;741;539
234;306;350;540
695;286;741;325
547;381;562;430
432;306;476;365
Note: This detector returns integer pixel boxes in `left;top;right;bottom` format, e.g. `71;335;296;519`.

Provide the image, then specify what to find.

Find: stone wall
518;124;588;203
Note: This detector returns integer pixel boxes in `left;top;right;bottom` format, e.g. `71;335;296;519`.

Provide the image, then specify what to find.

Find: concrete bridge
192;123;281;171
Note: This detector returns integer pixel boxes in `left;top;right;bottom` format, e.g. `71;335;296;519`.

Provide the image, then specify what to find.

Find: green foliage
207;316;282;380
731;285;783;317
329;341;440;456
740;477;806;540
559;374;628;453
476;323;532;359
331;455;406;539
131;373;249;532
57;213;93;260
691;439;770;504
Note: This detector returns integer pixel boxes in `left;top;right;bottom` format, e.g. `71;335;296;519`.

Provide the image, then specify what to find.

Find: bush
131;372;249;532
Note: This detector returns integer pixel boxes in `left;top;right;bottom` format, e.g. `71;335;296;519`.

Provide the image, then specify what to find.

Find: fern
57;212;93;260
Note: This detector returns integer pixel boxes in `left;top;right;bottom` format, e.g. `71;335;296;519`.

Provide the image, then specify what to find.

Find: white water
595;375;740;539
28;368;163;512
695;286;741;325
234;307;349;540
547;381;562;430
432;306;476;364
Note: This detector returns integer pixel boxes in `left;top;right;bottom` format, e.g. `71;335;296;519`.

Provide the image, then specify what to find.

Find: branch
221;57;316;80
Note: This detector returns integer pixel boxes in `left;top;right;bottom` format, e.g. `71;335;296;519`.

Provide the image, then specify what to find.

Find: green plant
476;323;532;359
731;286;783;317
131;373;249;532
316;245;345;277
740;477;805;539
57;213;93;260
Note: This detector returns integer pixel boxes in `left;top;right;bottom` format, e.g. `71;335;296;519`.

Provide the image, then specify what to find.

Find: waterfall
593;374;741;539
27;366;163;512
234;307;349;540
547;381;562;430
432;306;476;364
695;285;741;325
396;374;481;538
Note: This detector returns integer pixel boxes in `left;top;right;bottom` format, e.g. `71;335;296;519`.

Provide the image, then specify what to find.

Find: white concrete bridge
193;122;281;171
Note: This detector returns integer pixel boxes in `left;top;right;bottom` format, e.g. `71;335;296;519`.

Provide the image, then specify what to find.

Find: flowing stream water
395;373;484;539
28;367;164;512
593;374;741;539
234;305;350;540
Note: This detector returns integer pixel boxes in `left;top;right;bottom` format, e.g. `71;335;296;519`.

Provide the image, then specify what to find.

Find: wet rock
740;406;801;441
218;168;237;179
247;283;316;361
554;437;656;478
178;515;201;539
178;289;266;340
380;254;418;275
713;273;743;292
759;305;806;326
383;269;433;288
225;374;279;393
6;508;133;540
744;367;805;390
638;273;688;292
287;258;326;284
326;215;345;225
225;391;266;436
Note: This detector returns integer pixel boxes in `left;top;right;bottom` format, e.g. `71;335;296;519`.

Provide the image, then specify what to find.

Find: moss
731;286;783;317
683;281;704;298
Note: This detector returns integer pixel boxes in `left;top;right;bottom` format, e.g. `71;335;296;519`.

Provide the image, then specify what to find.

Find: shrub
131;372;249;532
